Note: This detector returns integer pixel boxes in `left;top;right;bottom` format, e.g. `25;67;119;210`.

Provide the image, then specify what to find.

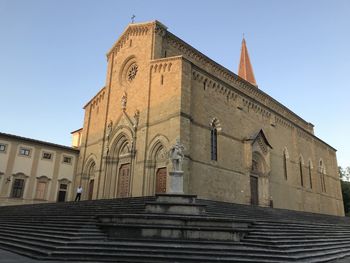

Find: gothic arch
308;159;313;169
283;147;290;159
145;135;170;195
251;151;267;176
105;131;133;198
84;155;97;200
319;159;327;192
299;155;305;165
210;117;222;132
108;126;134;154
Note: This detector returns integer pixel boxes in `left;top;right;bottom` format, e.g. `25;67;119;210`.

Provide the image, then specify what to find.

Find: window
308;163;313;189
0;144;6;152
283;152;288;180
42;152;52;160
210;126;217;161
63;156;72;164
60;183;68;190
19;147;30;156
11;179;25;198
299;160;304;187
319;160;326;192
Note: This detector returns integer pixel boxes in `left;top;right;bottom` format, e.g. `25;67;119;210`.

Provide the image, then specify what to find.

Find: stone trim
187;156;245;175
83;86;106;109
191;68;335;152
166;31;313;132
107;21;156;58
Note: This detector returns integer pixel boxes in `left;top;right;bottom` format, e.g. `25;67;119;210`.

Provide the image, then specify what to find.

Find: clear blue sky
0;0;349;167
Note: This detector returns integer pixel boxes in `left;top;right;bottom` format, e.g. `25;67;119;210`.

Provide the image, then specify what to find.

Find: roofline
106;20;166;58
0;132;79;153
83;86;106;109
70;128;83;134
165;31;313;130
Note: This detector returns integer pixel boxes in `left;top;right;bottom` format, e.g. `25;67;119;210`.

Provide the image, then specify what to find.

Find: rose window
127;64;138;81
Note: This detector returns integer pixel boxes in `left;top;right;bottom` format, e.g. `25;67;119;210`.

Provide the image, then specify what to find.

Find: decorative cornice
165;31;314;133
191;68;336;152
106;20;167;59
150;56;182;73
83;86;106;109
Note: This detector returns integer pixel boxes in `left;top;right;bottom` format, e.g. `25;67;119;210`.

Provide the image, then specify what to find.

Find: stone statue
106;120;113;139
121;92;127;111
169;138;185;172
133;109;140;129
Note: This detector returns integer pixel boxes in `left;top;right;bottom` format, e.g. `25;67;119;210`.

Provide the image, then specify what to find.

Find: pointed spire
238;37;257;87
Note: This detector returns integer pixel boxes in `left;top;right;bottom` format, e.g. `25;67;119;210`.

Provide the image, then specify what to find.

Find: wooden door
35;182;46;200
156;167;167;193
117;164;131;197
250;176;259;205
88;179;94;200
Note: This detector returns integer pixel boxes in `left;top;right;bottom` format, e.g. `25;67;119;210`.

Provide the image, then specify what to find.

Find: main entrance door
117;164;131;197
57;183;67;202
88;179;94;200
156;167;167;193
250;176;259;205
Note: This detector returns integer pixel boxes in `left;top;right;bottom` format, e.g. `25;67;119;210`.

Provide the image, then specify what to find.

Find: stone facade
75;20;344;216
0;132;79;206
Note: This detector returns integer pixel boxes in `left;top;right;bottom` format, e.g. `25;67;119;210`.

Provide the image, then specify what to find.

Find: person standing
75;186;83;201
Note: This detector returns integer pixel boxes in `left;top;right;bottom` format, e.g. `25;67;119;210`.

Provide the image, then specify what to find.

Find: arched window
299;156;304;187
319;160;326;192
211;125;217;161
308;160;313;189
283;148;289;180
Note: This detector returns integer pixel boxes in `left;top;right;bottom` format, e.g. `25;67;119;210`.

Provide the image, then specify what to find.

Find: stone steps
0;196;350;262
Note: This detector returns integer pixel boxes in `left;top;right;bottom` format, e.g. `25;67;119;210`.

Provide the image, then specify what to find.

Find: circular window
127;63;138;82
119;56;139;88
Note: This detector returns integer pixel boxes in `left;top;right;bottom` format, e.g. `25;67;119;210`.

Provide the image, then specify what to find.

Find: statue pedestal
169;171;184;194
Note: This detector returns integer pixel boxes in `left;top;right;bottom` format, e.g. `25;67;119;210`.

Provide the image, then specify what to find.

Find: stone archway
106;133;133;198
145;136;169;195
87;162;96;200
250;152;267;205
248;129;272;207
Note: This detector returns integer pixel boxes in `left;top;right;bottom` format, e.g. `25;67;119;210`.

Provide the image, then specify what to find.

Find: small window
11;179;25;198
19;148;30;156
60;183;68;190
63;156;72;164
283;153;288;180
42;152;52;160
299;161;304;187
210;127;217;161
308;164;313;189
0;144;6;152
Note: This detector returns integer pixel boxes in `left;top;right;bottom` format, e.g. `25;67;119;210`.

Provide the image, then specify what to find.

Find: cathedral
73;20;344;216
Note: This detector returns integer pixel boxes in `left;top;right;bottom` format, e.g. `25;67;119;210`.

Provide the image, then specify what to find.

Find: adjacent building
0;132;79;206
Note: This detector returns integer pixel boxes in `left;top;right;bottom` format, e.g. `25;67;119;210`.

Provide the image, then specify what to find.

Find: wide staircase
0;197;350;262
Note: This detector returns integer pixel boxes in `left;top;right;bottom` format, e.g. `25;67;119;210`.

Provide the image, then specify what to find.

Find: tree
339;166;350;215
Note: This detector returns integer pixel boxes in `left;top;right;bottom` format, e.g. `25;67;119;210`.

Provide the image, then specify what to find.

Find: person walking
75;186;83;201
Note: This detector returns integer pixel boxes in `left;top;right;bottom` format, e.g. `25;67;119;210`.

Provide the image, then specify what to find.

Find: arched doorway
250;152;267;206
145;137;169;195
156;167;167;193
112;138;132;198
117;163;131;197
